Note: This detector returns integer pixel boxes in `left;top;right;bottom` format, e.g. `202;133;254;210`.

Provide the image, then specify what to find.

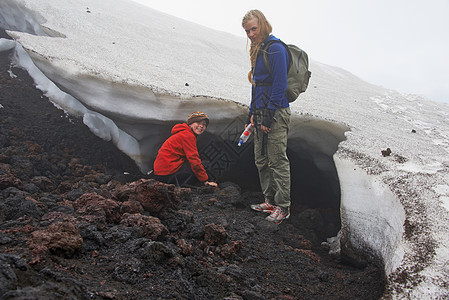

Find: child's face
189;120;207;135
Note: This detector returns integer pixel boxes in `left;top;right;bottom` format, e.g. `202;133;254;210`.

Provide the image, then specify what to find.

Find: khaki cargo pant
254;107;291;208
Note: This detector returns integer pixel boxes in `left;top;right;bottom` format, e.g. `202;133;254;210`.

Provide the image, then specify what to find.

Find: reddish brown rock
0;163;23;189
217;240;243;258
41;211;77;224
120;213;168;240
113;179;190;214
68;158;96;178
57;180;74;193
31;176;54;192
24;141;44;154
74;193;121;227
204;223;228;246
120;200;144;214
176;238;194;256
28;221;83;260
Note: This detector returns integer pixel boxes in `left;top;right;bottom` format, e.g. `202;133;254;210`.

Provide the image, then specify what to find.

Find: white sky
132;0;449;103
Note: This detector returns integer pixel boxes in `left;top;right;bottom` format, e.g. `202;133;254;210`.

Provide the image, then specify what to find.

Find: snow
0;38;15;51
6;38;144;168
1;0;449;298
334;156;405;274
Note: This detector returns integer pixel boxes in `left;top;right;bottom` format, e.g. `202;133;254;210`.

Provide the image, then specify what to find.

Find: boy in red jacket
153;111;217;187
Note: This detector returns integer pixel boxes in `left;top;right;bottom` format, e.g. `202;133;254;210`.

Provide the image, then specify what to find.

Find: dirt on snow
0;30;386;299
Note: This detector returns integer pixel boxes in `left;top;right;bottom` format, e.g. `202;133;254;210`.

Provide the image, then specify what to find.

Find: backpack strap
261;40;292;76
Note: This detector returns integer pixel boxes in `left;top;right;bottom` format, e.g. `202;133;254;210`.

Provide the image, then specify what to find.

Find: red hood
171;123;193;135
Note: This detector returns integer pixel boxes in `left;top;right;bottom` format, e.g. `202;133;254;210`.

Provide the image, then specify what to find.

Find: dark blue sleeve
266;42;288;111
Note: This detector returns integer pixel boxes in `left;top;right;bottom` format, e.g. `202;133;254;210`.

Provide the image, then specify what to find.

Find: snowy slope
1;0;449;298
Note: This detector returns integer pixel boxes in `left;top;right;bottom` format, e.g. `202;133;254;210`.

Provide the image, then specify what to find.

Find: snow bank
9;39;143;169
0;38;15;51
2;0;449;298
335;156;405;274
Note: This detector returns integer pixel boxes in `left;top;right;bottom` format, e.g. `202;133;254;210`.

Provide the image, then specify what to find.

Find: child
153;111;217;187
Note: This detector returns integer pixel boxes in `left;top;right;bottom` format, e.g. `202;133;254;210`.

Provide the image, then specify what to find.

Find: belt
255;82;272;87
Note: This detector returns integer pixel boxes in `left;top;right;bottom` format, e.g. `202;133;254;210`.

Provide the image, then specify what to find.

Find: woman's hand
261;124;271;134
244;115;255;131
246;115;269;133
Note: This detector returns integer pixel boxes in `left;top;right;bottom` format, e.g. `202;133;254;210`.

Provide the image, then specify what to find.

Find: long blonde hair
242;9;272;85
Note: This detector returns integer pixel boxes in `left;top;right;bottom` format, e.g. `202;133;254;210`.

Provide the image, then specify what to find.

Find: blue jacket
249;35;289;127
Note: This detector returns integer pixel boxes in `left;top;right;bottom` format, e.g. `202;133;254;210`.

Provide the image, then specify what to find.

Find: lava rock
120;213;168;240
114;179;191;214
204;223;228;246
29;221;83;260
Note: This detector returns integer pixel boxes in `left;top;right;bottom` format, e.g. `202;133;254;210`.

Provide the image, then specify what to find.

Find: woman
153;111;217;187
242;9;291;224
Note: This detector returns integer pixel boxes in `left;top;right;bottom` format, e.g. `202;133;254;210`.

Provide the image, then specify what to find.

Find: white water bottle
237;124;254;146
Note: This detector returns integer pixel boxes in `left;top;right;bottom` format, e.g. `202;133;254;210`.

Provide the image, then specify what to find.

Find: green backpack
262;40;311;102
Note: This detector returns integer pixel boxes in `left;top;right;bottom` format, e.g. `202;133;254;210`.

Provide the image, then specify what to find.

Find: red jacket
153;123;208;182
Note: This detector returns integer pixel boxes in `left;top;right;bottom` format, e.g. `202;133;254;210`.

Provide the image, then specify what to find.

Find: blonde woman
242;10;291;224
